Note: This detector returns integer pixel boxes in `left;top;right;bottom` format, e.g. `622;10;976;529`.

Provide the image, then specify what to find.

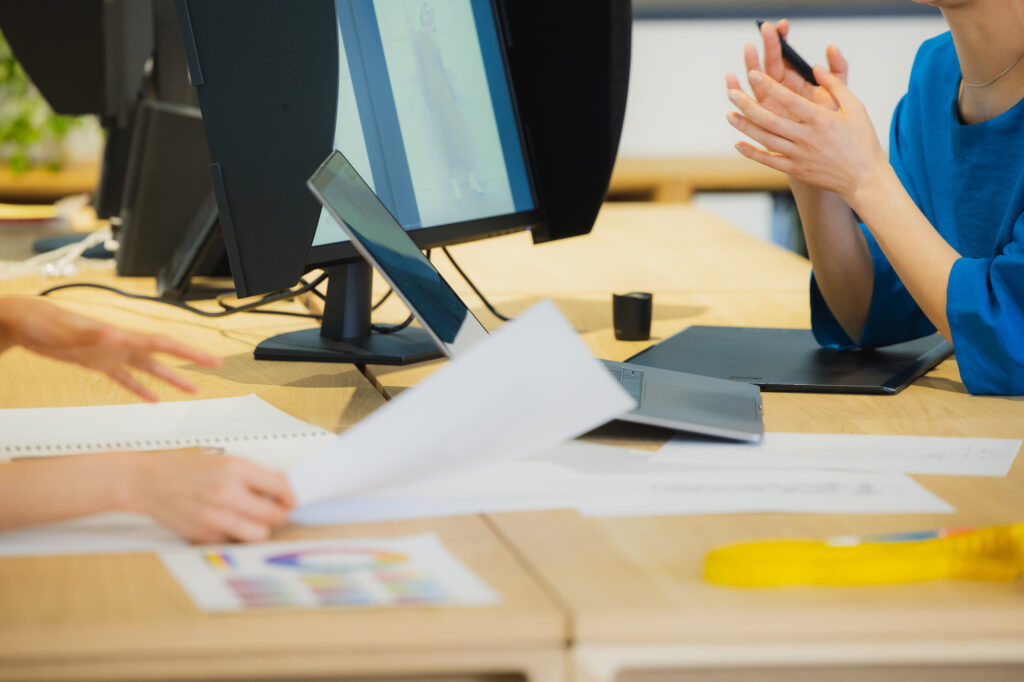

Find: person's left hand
0;297;221;401
725;66;888;205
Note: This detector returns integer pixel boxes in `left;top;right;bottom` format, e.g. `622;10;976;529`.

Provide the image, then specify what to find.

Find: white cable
0;226;112;282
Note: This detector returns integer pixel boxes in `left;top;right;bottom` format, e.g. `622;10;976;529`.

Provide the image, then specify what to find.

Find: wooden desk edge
609;156;789;202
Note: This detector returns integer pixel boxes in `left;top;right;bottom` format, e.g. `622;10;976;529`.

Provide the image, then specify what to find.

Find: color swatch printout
158;533;500;612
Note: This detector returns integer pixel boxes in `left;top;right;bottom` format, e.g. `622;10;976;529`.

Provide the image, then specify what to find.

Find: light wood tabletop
0;267;567;682
0;515;566;682
364;202;1024;681
608;157;790;203
4;202;1024;681
0;269;383;429
365;203;812;396
0;163;100;204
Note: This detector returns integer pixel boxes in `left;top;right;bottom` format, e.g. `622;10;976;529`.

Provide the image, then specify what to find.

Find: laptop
307;150;764;442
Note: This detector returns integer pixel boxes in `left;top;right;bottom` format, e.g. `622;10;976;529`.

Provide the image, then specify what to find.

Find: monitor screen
310;0;535;253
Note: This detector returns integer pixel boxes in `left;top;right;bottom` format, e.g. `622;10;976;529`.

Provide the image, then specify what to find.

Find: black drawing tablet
625;326;953;395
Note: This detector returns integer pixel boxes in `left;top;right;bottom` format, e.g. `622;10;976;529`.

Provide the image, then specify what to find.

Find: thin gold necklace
962;49;1024;88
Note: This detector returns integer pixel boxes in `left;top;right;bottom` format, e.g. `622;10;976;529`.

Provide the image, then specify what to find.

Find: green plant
0;28;82;173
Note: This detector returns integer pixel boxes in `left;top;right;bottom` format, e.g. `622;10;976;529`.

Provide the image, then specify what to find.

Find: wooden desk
608;157;790;203
368;202;1024;681
0;268;566;682
0;516;565;682
0;163;100;204
4;203;1024;681
0;270;384;427
366;203;810;396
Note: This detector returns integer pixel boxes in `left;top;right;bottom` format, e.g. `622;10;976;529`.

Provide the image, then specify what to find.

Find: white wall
620;16;950;158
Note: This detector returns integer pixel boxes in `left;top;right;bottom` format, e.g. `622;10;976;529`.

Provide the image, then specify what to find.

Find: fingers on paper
217;469;293;527
236;460;297;510
201;506;272;543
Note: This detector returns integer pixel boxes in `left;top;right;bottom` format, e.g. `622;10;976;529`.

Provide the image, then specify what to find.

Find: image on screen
311;0;533;249
310;151;490;356
374;0;515;227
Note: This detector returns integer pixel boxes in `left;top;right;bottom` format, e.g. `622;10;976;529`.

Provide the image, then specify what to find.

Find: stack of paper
0;393;337;470
293;440;958;524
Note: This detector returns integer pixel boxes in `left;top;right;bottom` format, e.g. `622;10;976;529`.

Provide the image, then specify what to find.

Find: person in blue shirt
723;3;1024;395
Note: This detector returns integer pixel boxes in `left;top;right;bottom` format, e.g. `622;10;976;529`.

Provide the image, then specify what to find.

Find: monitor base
254;327;442;365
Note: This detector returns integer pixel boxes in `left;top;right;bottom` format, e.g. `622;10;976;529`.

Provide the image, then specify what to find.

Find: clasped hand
725;20;888;206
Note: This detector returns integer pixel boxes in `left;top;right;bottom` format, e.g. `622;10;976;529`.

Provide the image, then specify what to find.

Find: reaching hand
115;448;296;543
0;297;221;401
726;20;849;122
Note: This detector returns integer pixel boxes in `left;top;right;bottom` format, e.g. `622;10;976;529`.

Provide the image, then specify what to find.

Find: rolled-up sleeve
810;225;936;350
946;215;1024;394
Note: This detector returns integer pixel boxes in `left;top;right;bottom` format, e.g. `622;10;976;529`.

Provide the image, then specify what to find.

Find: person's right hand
0;297;221;402
726;20;849;120
114;448;296;543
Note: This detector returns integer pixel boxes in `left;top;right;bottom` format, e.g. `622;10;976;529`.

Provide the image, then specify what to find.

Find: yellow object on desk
705;523;1024;587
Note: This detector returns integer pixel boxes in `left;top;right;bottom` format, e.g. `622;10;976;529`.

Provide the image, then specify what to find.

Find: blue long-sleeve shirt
811;32;1024;395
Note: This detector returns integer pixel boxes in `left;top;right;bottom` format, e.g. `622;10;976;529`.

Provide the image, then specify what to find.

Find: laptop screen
308;150;490;358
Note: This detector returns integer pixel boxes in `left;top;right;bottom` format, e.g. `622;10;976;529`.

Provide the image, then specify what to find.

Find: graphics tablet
626;326;953;395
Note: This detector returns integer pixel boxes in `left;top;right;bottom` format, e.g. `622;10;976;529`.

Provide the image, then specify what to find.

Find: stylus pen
755;20;818;86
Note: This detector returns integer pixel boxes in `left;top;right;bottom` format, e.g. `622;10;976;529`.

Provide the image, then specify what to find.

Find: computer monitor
307;0;537;265
0;0;154;219
177;0;631;364
264;0;540;364
0;0;213;276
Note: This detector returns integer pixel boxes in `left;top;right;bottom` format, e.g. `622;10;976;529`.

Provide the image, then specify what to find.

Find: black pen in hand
756;19;818;86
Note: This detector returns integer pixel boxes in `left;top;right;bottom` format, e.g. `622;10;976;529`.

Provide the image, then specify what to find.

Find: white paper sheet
159;533;499;612
293;441;955;524
576;470;956;517
288;299;637;506
0;394;336;470
0;438;956;557
649;432;1022;477
0;513;185;557
291;441;636;525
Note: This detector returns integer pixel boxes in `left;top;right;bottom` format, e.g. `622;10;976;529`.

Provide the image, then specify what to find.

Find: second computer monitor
179;0;629;363
307;0;539;269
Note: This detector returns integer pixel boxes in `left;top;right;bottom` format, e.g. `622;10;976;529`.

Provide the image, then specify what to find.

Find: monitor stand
254;261;442;365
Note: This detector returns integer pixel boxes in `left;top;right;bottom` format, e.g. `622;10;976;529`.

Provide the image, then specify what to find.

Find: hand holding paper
288;300;637;506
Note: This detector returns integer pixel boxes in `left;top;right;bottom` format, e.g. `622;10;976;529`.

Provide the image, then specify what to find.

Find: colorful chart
159;534;501;612
264;546;407;572
226;576;298;609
